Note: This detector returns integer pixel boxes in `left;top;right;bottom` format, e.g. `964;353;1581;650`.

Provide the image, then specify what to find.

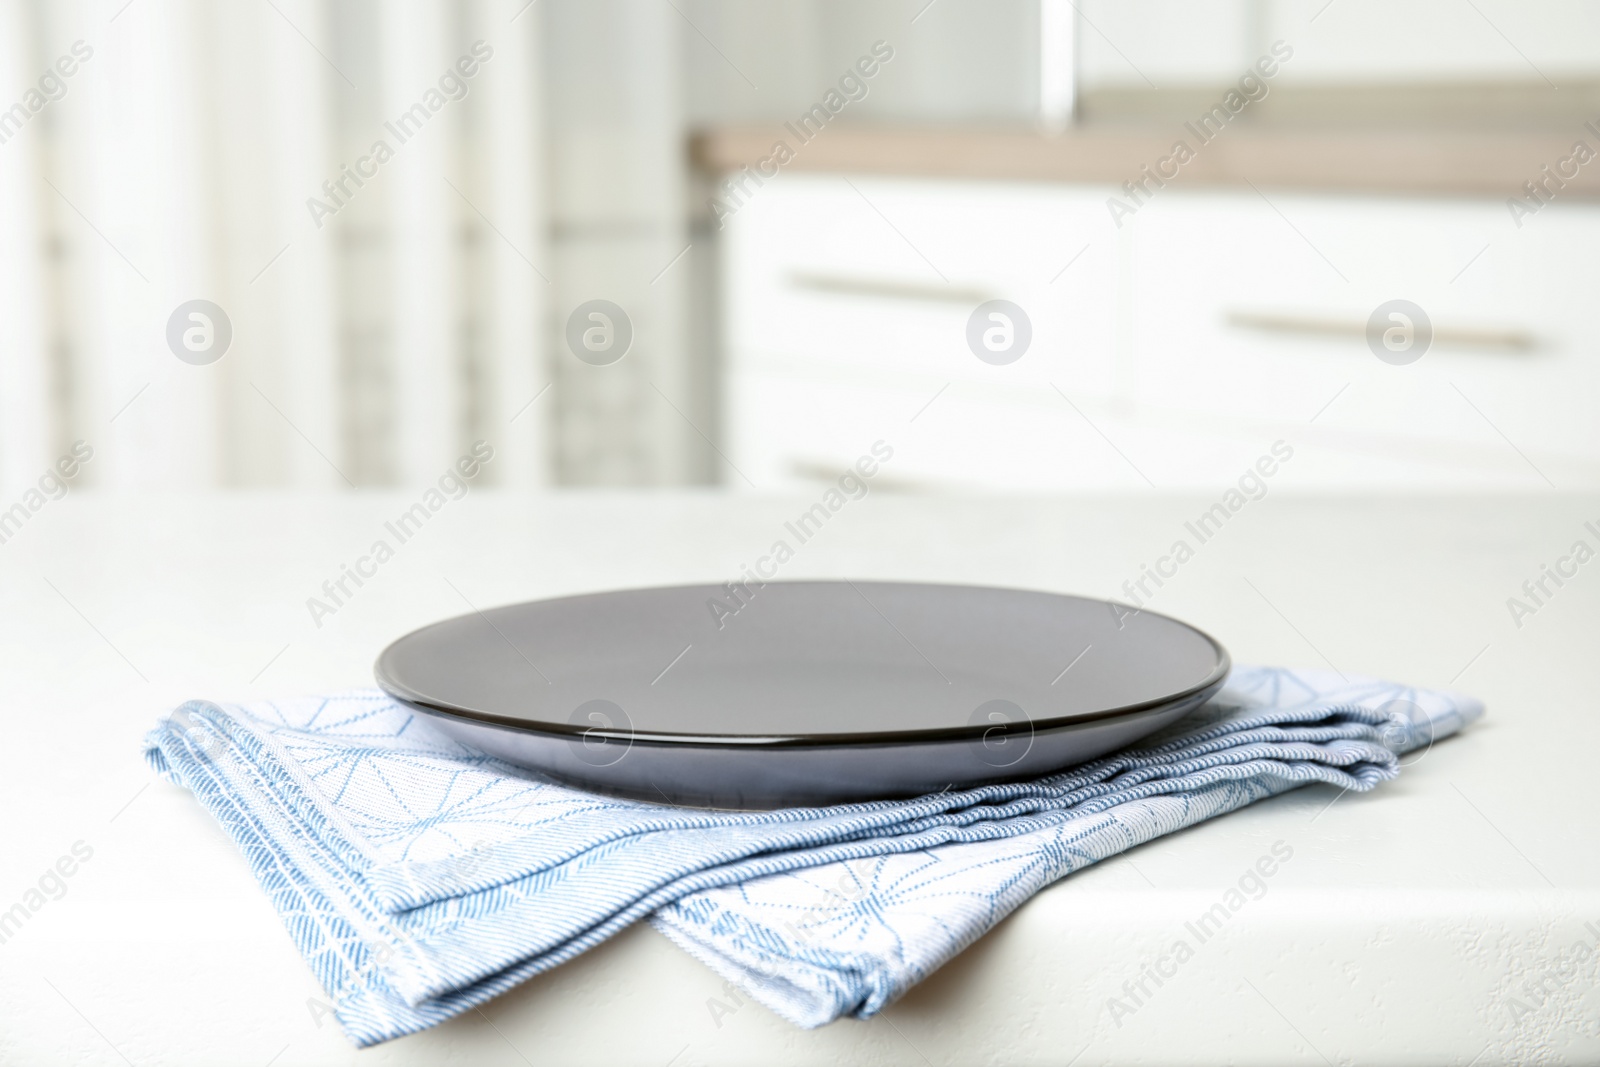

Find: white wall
1077;0;1600;88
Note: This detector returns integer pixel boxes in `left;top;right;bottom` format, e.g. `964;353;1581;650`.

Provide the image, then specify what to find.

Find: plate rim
373;580;1231;747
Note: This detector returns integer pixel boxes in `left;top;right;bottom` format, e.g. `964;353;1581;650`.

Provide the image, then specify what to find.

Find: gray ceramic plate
374;581;1229;809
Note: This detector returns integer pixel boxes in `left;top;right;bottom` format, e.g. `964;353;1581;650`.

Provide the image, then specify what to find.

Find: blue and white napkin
143;665;1480;1046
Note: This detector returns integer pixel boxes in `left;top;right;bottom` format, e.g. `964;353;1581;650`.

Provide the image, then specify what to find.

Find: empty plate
374;581;1229;808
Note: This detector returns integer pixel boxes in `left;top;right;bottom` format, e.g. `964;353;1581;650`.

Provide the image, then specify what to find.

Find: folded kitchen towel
142;665;1480;1046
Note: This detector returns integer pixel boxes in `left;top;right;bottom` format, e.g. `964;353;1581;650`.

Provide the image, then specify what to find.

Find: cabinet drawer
722;175;1600;489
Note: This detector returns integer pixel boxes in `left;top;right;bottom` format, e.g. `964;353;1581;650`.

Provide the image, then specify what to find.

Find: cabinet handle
789;272;991;306
1227;311;1536;351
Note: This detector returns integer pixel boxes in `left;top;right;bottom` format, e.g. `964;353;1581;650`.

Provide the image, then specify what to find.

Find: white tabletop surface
1;491;1597;1066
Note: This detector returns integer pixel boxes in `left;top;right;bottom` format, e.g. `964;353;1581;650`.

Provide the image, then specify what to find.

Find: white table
2;492;1596;1065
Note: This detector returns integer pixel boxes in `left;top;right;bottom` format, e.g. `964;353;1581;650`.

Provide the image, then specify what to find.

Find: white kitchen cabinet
722;174;1600;491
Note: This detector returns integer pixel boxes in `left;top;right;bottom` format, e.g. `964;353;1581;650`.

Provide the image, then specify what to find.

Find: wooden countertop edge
691;125;1600;199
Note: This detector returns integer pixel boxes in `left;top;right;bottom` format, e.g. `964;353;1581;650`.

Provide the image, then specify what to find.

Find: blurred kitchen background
2;0;1597;494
